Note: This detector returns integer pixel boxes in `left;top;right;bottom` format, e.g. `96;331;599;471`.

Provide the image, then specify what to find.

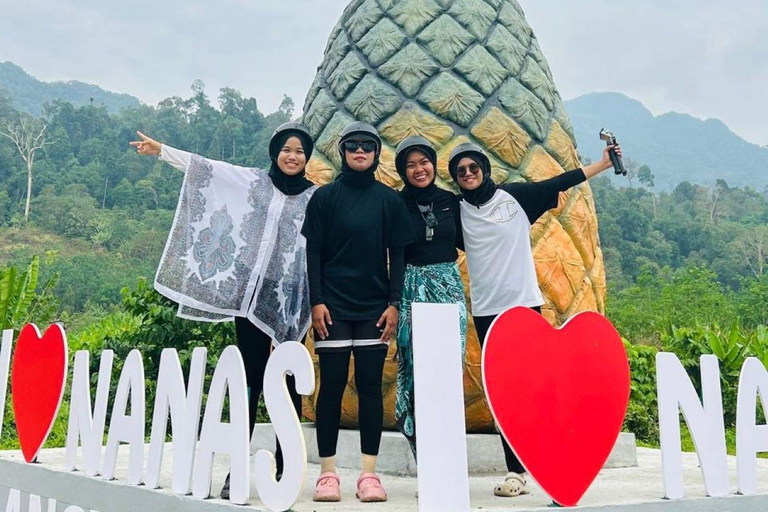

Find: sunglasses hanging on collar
418;203;438;242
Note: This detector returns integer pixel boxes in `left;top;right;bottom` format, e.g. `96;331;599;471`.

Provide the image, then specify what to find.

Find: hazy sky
1;0;766;145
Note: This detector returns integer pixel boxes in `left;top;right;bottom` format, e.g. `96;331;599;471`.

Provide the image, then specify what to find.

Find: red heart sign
11;323;68;463
482;308;630;507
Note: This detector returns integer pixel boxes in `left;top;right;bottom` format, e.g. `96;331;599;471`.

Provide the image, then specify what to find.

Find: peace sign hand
129;131;162;156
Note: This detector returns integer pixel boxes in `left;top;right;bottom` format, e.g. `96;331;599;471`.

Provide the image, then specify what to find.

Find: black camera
599;129;626;176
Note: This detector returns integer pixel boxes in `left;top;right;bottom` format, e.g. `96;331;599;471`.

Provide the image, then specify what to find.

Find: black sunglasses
456;163;482;177
342;140;378;154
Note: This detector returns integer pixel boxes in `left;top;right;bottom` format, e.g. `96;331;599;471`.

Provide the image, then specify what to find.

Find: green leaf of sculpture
499;1;532;45
448;0;497;40
520;57;556;110
344;75;401;125
417;15;476;67
419;73;484;127
358;18;408;67
455;46;509;96
328;52;367;100
304;89;337;139
389;0;442;36
344;0;384;42
322;33;351;79
487;25;528;74
379;43;440;97
498;78;549;141
530;36;554;81
553;97;575;141
303;73;324;112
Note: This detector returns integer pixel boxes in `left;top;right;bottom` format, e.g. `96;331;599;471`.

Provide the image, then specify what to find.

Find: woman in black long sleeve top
301;122;415;503
390;136;468;460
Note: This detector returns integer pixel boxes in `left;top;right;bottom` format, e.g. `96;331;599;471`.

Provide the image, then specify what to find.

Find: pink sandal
313;472;341;502
356;473;387;502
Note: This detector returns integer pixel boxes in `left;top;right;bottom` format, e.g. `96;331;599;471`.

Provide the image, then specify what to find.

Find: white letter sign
412;303;470;512
193;345;250;504
102;349;146;485
254;342;315;512
65;350;114;476
657;353;729;499
145;347;207;494
736;357;768;495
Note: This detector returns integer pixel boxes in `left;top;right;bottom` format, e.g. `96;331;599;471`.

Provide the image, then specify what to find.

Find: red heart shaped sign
482;308;630;507
11;323;68;463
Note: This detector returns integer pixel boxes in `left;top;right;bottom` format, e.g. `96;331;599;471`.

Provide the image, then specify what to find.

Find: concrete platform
0;437;767;512
252;425;639;476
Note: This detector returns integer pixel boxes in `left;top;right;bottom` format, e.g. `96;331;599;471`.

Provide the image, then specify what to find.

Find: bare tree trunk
1;118;50;223
709;192;719;225
25;158;33;221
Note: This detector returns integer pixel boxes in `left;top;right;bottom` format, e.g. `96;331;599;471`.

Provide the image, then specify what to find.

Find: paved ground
2;444;766;511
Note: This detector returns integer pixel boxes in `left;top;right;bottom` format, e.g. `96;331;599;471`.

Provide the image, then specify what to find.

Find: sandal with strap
356;473;388;502
494;472;530;497
313;472;341;502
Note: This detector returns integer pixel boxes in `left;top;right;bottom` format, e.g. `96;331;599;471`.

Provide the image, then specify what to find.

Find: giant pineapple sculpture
301;0;606;432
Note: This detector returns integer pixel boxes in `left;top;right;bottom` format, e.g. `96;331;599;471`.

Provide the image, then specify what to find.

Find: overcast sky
1;0;766;145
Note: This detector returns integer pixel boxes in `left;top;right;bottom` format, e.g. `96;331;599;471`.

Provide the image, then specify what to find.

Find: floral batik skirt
395;261;467;459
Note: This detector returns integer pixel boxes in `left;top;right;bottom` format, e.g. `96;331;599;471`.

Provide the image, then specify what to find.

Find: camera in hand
599;129;626;176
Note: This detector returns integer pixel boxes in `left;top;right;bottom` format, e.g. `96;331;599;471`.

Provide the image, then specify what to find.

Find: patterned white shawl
155;154;316;344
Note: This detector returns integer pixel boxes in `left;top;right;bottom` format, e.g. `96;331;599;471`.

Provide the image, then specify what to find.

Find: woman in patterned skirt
393;136;467;459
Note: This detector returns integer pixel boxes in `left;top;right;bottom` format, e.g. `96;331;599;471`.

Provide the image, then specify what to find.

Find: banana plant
0;256;59;332
749;326;768;369
704;322;747;375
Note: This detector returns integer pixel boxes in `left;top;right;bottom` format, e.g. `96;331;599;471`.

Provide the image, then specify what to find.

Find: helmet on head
395;136;437;178
448;142;491;181
338;122;382;158
269;122;314;161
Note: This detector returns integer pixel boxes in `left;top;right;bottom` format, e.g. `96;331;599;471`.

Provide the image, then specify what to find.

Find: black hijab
449;151;497;207
338;137;380;189
398;146;439;207
397;146;440;212
268;131;314;196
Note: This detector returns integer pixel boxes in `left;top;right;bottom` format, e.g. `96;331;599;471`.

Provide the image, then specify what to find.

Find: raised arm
159;144;193;173
582;144;622;179
130;130;255;175
130;131;191;173
502;144;623;224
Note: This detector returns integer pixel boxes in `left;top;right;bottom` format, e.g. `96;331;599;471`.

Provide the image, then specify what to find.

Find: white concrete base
252;425;638;476
1;445;768;512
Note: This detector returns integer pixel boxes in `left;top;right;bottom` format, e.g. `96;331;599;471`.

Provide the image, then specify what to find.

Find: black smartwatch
388;300;401;309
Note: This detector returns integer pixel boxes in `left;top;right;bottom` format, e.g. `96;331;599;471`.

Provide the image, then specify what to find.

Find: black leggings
234;317;303;475
474;306;542;474
315;347;388;458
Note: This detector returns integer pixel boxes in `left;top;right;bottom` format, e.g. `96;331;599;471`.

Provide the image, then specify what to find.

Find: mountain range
0;61;140;116
1;62;765;191
565;93;768;191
